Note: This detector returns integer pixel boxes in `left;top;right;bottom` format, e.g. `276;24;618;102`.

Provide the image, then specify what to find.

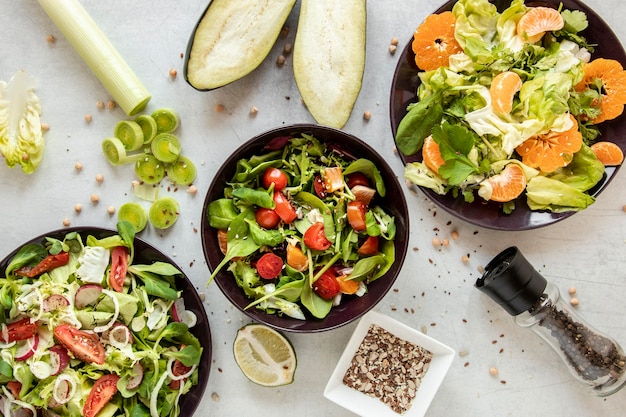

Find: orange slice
412;11;462;71
575;58;626;124
490;71;523;114
422;135;445;173
485;164;527;203
515;115;583;173
517;6;564;43
590;141;624;166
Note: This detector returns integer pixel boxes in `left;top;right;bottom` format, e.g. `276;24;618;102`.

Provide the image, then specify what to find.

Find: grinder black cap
475;246;547;316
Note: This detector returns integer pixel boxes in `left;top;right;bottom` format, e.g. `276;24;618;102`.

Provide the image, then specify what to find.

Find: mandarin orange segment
590;141;625;166
485;164;527;203
515;115;583;172
575;58;626;124
517;6;564;43
412;11;462;71
490;71;523;114
422;135;445;173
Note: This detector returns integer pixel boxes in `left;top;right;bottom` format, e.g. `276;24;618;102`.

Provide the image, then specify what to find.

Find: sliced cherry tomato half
312;270;341;300
313;175;326;198
256;253;284;279
0;318;38;343
347;201;367;232
357;236;379;256
273;191;297;224
83;374;120;417
263;167;288;191
14;251;70;278
54;324;105;364
303;222;332;251
346;172;371;189
255;207;280;229
108;246;128;292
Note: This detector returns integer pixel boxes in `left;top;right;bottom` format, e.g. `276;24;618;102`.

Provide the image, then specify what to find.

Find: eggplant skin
293;0;366;129
184;0;296;91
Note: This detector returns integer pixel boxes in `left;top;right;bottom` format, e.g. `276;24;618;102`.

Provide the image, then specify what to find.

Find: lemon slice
233;324;296;387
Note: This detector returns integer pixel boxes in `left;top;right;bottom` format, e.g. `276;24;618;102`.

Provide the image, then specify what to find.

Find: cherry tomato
312;270;340;300
0;318;38;343
83;374;120;417
255;207;280;229
263;167;288;191
347;201;367;232
108;246;128;292
14;252;70;278
346;172;371;189
256;253;284;279
273;191;297;223
357;236;379;256
303;222;332;251
313;175;326;198
54;324;105;364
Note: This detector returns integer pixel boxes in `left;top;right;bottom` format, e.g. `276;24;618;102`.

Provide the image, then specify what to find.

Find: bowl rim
201;123;410;333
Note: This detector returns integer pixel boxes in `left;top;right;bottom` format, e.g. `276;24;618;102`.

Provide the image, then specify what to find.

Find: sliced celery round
135;154;165;185
117;202;148;233
166;155;197;185
114;120;144;151
135;114;158;144
151;133;181;163
151;108;180;133
102;137;143;166
149;197;180;229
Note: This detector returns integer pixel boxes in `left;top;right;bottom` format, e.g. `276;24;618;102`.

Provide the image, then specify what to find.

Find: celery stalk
37;0;151;116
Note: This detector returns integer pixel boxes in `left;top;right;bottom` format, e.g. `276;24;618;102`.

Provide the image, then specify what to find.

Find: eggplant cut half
184;0;296;91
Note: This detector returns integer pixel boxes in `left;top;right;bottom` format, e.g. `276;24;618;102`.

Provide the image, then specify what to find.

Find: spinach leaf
232;187;275;208
5;243;47;276
395;93;444;156
371;240;395;282
245;219;284;247
131;270;179;300
300;277;332;319
349;255;386;282
207;198;239;229
434;122;480;185
163;344;202;367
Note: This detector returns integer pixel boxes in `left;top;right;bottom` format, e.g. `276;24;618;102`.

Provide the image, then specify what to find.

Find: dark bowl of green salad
0;226;211;417
201;124;410;333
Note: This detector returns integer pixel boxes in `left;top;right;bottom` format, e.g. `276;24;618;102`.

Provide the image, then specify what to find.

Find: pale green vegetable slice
166;155;197;185
135;114;158;144
151;133;181;163
151;108;179;133
135;154;165;184
149;197;180;229
293;0;366;128
37;0;151;116
102;137;143;166
117;202;148;232
114;120;144;151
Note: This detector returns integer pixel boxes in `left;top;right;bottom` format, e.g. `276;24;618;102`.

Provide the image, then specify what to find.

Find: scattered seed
568;287;577;295
74;162;83;172
95;174;104;184
283;43;293;55
187;185;198;195
461;255;470;263
74;203;83;213
451;230;459;240
214;104;224;113
90;194;99;204
211;392;220;402
84;114;92;123
390;37;399;46
169;68;177;78
249;106;258;116
62;218;71;227
96;100;105;110
46;34;56;44
389;44;397;54
489;367;498;376
442;238;449;247
432;237;441;247
107;100;116;110
41;122;50;132
570;297;579;306
276;54;286;67
363;111;372;121
107;206;116;215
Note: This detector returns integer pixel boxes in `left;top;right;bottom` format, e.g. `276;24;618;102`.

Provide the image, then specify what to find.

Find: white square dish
324;310;455;417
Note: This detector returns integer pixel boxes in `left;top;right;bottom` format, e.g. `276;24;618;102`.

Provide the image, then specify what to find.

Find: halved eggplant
293;0;366;128
184;0;296;91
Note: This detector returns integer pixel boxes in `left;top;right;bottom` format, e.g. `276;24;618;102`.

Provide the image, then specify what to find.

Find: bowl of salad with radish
0;222;211;417
202;125;410;333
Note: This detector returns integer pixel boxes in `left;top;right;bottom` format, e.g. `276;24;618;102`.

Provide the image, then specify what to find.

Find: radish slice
49;344;70;375
43;294;70;312
171;297;185;322
106;323;134;348
74;284;103;309
15;334;39;361
126;361;144;390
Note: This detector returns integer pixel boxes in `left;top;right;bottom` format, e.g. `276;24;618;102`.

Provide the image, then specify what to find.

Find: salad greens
0;221;203;417
207;134;397;320
397;0;613;213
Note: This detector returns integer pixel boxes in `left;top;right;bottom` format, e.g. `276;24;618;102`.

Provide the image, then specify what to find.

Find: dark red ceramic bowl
390;0;626;231
201;124;410;333
0;227;211;417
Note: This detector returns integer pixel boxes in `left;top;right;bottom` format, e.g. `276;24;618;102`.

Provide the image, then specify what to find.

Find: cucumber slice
151;108;180;133
151;133;181;163
117;202;148;233
102;137;143;166
166;155;197;185
114;120;145;151
149;197;180;229
135;114;158;144
135;154;165;185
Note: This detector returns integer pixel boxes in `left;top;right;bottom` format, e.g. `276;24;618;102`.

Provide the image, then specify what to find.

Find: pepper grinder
476;246;626;396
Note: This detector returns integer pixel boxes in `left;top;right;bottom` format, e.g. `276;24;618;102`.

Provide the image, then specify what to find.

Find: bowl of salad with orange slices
201;124;409;333
0;223;211;417
391;0;626;230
